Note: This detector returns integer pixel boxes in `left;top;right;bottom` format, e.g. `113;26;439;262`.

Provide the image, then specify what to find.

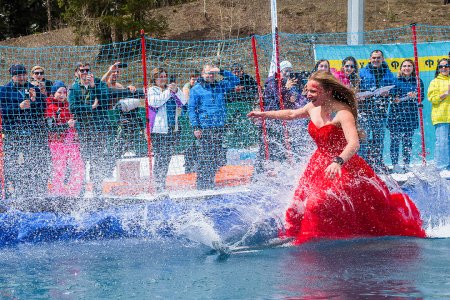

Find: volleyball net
0;24;448;197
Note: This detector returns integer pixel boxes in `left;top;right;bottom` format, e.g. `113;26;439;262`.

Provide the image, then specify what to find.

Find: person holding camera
68;62;112;196
30;65;53;97
147;67;187;193
254;60;309;174
101;61;146;159
0;64;49;199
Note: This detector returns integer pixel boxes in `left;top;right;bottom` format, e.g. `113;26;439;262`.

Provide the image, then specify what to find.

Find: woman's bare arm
248;103;312;120
337;110;360;162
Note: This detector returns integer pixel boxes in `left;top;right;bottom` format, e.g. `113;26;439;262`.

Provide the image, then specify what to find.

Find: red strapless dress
282;122;426;244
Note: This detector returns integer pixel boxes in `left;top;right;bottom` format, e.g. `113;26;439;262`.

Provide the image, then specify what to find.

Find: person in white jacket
147;67;187;192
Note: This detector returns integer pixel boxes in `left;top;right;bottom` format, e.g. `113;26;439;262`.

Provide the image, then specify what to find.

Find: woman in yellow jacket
427;58;450;171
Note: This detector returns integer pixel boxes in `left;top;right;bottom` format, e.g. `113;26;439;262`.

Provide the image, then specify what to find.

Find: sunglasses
34;71;44;75
79;69;90;73
438;64;449;69
344;65;355;69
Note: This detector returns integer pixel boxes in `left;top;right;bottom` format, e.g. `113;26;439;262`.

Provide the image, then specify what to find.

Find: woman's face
317;61;329;72
155;72;168;87
438;60;449;76
305;80;328;107
343;60;356;75
32;68;45;82
400;61;414;77
54;87;67;102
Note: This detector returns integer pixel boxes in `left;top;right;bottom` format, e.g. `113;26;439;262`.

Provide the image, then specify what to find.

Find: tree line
0;0;193;43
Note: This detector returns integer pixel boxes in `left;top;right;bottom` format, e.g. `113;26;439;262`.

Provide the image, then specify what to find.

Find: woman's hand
67;119;76;128
324;162;342;179
29;88;36;101
407;91;417;99
168;83;178;93
92;98;99;109
285;78;297;89
247;110;264;119
127;85;137;93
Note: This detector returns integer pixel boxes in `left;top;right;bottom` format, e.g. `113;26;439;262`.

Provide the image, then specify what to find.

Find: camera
117;63;128;68
288;71;311;86
288;72;300;80
169;75;177;84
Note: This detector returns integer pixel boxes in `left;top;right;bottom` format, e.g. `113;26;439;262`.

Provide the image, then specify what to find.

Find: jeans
434;123;450;170
359;113;387;169
196;127;225;190
389;129;414;166
152;129;179;192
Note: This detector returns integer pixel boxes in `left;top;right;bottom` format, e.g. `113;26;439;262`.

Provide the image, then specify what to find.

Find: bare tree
47;0;52;31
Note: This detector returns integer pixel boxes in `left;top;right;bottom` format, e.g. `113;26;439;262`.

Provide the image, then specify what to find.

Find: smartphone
117;63;128;68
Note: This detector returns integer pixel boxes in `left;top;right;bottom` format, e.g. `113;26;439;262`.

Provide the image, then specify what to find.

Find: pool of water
0;165;448;299
0;237;448;299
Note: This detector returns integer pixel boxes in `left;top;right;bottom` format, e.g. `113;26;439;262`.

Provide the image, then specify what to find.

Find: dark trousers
359;113;387;169
196;127;224;190
390;130;414;165
3;132;50;199
152;130;178;192
78;130;111;196
113;117;145;159
184;141;198;173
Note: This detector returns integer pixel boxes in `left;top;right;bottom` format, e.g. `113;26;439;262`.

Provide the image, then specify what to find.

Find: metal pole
410;23;427;165
347;0;365;45
251;36;269;160
140;29;154;192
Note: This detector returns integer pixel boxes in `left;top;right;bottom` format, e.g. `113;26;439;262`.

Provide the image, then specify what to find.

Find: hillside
0;0;448;47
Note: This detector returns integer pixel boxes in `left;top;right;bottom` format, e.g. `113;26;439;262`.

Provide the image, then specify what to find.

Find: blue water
0;237;448;299
0;165;448;299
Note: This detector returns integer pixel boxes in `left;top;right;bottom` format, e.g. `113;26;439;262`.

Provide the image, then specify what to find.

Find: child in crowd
45;81;85;196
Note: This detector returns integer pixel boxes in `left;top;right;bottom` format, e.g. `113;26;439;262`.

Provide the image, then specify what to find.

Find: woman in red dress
248;71;425;244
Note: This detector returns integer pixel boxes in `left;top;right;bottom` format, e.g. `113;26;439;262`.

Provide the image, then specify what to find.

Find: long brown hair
309;71;364;138
397;59;417;78
150;67;167;85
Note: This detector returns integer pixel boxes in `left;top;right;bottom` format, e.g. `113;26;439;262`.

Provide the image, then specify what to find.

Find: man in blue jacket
359;50;397;172
69;62;112;196
0;64;49;199
188;63;239;190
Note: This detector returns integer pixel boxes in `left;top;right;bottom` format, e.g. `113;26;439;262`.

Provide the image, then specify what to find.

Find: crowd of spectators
0;49;448;199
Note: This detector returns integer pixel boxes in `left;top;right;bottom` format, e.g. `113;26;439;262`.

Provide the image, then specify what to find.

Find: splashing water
0;146;448;248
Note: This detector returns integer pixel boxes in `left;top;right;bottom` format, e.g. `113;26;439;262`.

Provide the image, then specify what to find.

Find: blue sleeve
94;79;110;110
29;86;46;115
358;68;371;91
0;87;21;117
263;79;279;111
419;79;425;101
386;73;398;95
68;86;93;115
219;70;239;92
188;87;200;128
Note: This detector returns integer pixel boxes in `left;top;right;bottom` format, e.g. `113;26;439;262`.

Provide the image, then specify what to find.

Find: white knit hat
280;60;292;71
